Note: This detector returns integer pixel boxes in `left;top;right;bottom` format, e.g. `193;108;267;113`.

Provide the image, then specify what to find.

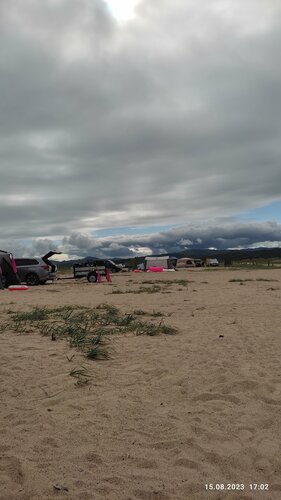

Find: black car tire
87;272;98;283
26;273;40;286
39;280;47;285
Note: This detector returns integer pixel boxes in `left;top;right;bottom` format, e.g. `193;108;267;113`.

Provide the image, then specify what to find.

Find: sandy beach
1;267;281;500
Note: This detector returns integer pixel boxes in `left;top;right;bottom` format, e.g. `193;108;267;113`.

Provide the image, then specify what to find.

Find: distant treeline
55;247;281;269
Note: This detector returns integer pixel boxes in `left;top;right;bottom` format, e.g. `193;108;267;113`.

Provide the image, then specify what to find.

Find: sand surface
1;268;281;500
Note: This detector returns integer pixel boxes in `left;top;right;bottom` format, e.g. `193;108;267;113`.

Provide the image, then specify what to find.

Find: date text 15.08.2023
205;483;269;491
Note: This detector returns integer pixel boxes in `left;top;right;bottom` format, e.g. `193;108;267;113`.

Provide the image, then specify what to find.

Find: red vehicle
0;250;21;289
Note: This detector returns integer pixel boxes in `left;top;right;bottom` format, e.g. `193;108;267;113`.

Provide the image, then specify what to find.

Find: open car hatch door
42;251;62;273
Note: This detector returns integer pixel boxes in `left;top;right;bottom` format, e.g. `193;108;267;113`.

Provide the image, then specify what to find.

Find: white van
206;258;219;267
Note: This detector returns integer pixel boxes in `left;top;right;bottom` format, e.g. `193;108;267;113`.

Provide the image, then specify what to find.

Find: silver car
15;251;61;286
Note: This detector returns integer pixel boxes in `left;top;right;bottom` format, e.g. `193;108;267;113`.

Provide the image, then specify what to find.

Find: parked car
73;259;122;283
194;259;204;267
176;258;195;268
15;251;61;286
205;258;219;267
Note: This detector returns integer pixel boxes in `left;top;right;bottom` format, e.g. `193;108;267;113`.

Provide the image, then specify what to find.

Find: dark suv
15;251;61;286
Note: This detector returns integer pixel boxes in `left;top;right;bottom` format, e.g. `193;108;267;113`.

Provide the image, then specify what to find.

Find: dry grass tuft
4;303;177;361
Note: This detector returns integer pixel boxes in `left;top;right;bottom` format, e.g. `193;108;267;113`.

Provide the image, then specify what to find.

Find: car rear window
15;258;39;266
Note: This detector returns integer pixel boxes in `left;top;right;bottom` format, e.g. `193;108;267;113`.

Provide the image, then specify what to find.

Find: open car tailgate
42;251;62;274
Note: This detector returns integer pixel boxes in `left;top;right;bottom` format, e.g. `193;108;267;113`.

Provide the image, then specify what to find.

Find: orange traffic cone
105;267;111;282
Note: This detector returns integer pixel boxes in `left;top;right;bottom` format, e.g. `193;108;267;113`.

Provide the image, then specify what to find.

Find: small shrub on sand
69;331;87;348
151;310;165;317
133;309;147;316
70;366;90;378
133;309;164;317
70;366;91;386
87;346;109;360
256;278;278;282
132;321;161;336
229;278;277;283
13;307;49;321
229;278;253;283
5;303;177;362
160;324;178;335
130;320;178;337
138;285;162;294
0;322;9;334
117;314;136;326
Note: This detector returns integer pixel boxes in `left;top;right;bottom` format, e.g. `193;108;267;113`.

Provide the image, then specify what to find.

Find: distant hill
54;247;281;268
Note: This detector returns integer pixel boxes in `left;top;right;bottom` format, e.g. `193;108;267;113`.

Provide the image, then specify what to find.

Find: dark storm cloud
1;0;281;250
60;221;281;258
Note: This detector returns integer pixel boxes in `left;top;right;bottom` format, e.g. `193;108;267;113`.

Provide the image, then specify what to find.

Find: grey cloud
0;0;281;245
3;220;281;259
59;221;281;258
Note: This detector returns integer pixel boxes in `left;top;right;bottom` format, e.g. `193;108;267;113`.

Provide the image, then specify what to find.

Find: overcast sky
1;0;281;259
